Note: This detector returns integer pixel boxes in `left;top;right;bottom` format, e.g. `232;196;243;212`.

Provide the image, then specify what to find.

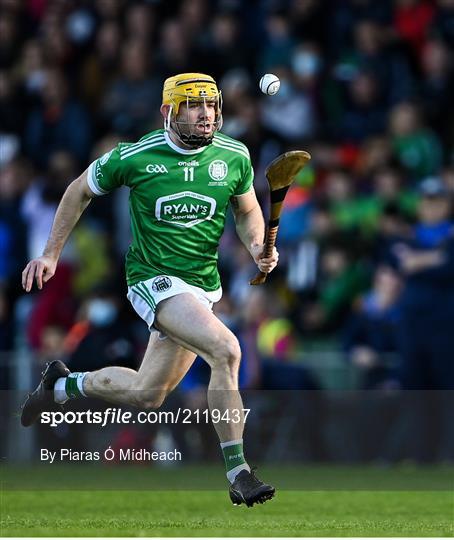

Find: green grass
1;466;453;536
1;490;453;537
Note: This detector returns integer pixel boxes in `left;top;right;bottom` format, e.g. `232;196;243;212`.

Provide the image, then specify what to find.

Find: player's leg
21;333;196;425
82;332;197;407
155;293;244;440
154;293;275;505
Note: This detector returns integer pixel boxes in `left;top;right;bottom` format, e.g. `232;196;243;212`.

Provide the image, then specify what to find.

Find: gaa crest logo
208;160;228;181
152;276;172;293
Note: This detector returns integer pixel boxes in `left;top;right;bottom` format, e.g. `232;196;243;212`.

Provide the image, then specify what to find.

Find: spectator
343;265;402;388
356;166;418;238
419;38;454;149
79;21;122;113
156;19;192;79
393;0;435;61
393;177;454;389
179;0;209;42
431;0;454;47
66;288;137;373
197;13;250;80
14;39;46;107
373;202;413;265
39;7;72;70
0;158;29;285
21;151;77;260
327;1;392;55
301;238;369;334
334;19;413;106
238;288;319;390
323;169;379;235
38;325;68;366
102;40;161;137
125;3;155;44
24;68;92;167
260;66;317;141
389;102;442;181
0;71;22;168
260;13;295;73
287;198;337;293
338;71;387;144
356;136;393;179
0;12;20;69
288;0;327;47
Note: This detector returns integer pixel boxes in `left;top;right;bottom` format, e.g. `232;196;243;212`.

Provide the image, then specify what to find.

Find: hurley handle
249;226;279;285
248;150;311;286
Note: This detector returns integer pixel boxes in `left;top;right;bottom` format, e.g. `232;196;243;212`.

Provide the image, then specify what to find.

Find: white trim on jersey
120;137;166;160
164;131;208;155
119;133;166;159
86;161;109;196
212;140;250;160
214;134;250;156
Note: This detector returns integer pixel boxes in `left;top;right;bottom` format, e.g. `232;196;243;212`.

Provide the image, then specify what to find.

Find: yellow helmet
162;73;221;114
162;73;223;148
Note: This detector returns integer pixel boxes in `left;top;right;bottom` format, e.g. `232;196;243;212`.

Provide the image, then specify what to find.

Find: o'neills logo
178;160;199;167
155;191;216;228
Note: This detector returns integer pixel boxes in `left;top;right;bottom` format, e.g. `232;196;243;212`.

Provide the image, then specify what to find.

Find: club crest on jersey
152;276;172;292
208;160;228;181
155;191;216;228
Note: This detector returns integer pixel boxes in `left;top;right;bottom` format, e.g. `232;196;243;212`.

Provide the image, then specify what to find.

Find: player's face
176;99;217;139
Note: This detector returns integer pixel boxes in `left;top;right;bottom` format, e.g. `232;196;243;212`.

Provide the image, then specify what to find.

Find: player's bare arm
231;188;279;274
21;170;95;292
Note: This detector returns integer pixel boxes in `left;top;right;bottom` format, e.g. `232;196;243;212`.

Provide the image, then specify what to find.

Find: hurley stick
250;150;311;285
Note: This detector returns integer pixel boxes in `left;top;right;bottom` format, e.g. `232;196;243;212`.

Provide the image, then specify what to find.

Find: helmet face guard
162;74;223;148
164;94;223;148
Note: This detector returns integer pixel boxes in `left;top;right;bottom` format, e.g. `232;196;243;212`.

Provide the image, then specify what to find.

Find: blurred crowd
1;0;454;393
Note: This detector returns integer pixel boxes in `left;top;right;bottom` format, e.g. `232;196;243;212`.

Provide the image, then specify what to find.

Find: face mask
292;52;321;77
87;300;117;327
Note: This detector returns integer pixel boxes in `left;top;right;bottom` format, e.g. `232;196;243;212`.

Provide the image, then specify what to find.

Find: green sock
64;372;87;399
221;439;250;483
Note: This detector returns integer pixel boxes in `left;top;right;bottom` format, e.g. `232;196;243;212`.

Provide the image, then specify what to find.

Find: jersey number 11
183;167;194;182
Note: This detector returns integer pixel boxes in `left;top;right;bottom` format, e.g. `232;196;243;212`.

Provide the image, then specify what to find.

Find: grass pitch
1;465;453;537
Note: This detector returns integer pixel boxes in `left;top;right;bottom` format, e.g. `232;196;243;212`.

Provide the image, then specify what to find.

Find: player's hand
21;256;58;292
250;244;279;273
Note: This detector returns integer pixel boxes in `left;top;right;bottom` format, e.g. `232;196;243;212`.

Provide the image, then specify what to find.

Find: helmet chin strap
170;120;215;149
164;105;221;149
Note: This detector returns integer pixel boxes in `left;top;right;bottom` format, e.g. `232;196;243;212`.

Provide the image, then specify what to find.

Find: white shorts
127;275;222;332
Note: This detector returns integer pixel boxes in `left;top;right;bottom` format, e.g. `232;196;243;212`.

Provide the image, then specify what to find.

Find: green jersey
87;129;254;291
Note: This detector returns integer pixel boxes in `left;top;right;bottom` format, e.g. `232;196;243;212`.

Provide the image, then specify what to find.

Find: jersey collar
164;131;209;154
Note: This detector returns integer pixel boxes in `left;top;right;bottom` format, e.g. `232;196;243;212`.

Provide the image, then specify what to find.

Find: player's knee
217;336;241;372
